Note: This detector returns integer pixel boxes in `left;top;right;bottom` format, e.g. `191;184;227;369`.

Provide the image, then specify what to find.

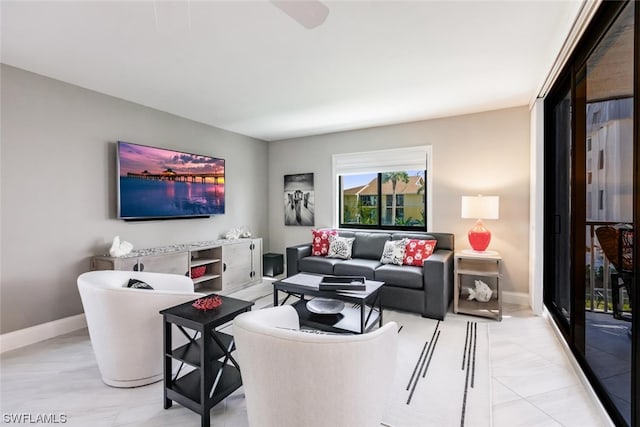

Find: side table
453;251;502;320
160;295;254;427
263;253;284;277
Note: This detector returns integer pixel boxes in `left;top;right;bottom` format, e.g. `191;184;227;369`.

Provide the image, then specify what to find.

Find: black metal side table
160;295;254;427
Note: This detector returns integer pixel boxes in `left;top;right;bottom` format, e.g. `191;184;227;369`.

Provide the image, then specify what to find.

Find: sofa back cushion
351;232;391;260
337;231;356;239
392;232;454;251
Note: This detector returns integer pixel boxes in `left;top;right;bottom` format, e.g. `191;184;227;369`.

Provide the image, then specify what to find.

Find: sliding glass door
545;83;572;336
579;4;634;422
544;2;637;426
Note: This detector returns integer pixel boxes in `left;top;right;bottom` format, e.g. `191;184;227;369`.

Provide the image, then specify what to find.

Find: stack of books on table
318;276;366;291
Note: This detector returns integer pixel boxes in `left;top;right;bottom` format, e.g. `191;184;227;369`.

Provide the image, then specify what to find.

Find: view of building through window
340;170;425;229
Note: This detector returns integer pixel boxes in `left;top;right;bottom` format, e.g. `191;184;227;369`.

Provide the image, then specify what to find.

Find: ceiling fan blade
270;1;329;29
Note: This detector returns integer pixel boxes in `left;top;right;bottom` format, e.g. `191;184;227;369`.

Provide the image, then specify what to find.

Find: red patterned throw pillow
403;239;437;267
311;229;337;256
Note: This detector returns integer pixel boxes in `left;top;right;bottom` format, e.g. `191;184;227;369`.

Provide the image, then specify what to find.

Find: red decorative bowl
190;266;206;279
192;296;223;311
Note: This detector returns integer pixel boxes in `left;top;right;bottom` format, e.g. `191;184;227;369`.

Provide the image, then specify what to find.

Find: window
598;150;604;169
339;170;425;229
333;147;430;231
361;195;377;206
598;190;604;210
385;194;404;206
386;207;404;221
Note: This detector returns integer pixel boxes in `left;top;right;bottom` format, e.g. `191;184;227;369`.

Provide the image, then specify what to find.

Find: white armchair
77;270;204;387
233;305;398;427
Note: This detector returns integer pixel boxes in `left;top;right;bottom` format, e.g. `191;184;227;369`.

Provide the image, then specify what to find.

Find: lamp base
468;219;492;252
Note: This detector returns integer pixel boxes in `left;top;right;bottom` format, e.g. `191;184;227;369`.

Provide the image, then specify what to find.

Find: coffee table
273;273;384;334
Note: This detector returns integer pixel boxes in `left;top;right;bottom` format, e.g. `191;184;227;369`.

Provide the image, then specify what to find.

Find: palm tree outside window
339;170;426;230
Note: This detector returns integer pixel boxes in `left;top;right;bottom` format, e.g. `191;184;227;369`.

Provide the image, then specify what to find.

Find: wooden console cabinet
221;238;262;294
91;238;262;294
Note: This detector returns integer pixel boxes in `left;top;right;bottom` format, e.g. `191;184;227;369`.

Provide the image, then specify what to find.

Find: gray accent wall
0;63;531;334
268;106;531;297
0;65;268;333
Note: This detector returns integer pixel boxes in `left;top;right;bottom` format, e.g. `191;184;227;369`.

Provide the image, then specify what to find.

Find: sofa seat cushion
333;259;381;280
298;257;343;275
375;264;423;289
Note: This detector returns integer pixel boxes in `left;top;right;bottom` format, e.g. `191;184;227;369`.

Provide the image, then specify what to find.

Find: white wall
268;106;531;300
0;65;268;333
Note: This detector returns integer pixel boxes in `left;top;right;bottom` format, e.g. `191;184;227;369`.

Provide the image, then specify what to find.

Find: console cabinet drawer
138;252;189;275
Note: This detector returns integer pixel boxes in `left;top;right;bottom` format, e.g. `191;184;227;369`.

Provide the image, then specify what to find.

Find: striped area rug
245;285;492;426
382;310;492;427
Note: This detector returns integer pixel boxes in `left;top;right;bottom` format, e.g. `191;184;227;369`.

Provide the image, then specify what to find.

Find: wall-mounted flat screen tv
117;141;225;220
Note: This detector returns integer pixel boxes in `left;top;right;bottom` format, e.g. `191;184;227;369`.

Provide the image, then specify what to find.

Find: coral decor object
225;226;252;240
109;236;133;257
225;228;242;240
190;266;206;279
192;296;223;311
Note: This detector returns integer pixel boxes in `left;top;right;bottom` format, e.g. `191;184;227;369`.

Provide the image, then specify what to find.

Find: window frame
337;170;428;231
332;146;433;232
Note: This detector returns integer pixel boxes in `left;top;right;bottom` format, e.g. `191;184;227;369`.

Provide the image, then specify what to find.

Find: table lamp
461;195;499;252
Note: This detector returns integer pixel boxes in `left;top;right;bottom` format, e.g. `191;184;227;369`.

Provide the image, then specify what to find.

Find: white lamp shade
461;196;499;220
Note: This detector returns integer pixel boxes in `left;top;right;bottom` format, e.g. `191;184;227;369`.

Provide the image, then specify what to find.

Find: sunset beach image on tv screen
117;141;225;219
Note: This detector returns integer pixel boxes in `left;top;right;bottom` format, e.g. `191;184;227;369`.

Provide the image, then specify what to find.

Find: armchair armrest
234;305;301;332
422;250;454;320
286;243;312;277
129;271;195;292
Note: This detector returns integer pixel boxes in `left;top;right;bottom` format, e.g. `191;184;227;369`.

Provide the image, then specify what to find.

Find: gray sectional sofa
286;230;454;320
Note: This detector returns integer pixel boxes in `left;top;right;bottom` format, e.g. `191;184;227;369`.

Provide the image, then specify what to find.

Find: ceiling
1;1;583;141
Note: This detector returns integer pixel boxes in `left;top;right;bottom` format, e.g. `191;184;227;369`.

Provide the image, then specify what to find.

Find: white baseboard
0;314;87;354
543;307;615;426
502;291;529;306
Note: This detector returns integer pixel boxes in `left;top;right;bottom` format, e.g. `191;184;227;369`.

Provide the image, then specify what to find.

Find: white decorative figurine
467;280;493;302
226;226;252;240
225;228;242;240
109;236;133;257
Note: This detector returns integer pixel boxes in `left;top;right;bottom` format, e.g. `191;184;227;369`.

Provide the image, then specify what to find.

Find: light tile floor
489;304;612;427
0;281;614;426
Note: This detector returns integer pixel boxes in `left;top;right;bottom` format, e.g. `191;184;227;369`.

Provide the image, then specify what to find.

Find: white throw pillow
326;235;355;260
380;239;407;266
